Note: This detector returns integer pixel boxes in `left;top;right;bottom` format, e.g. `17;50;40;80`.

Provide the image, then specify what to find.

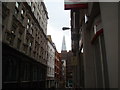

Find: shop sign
64;0;88;10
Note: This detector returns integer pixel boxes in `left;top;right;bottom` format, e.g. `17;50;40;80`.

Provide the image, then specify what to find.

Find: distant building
66;51;73;88
61;50;74;88
60;36;74;88
54;51;62;88
46;35;56;88
2;2;48;88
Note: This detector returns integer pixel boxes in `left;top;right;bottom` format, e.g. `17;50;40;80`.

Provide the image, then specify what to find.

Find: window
37;13;39;20
21;15;24;22
35;45;37;51
85;14;88;23
33;52;36;57
41;22;43;25
2;25;4;30
28;18;30;23
27;25;29;29
29;48;32;56
39;17;41;22
6;33;15;46
29;42;32;47
15;7;19;15
31;23;33;27
17;39;21;49
28;2;32;6
94;25;97;34
32;6;35;12
18;32;22;38
12;30;16;35
21;9;24;15
23;44;28;53
30;29;33;34
36;32;38;36
15;2;19;8
11;24;17;33
26;38;29;44
37;53;38;58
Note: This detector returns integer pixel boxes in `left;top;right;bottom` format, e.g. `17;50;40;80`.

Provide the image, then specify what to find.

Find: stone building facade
2;2;48;88
46;35;56;88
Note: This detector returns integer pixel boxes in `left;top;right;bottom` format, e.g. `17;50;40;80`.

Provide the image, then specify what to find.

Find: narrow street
1;1;119;89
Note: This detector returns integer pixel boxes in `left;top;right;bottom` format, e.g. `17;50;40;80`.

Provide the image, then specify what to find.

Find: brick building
54;51;62;88
66;51;73;88
61;50;74;88
60;50;67;88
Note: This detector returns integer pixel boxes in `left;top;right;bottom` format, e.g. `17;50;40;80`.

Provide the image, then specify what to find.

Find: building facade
60;36;74;88
66;51;73;88
61;50;74;88
2;1;48;88
54;51;62;88
66;2;118;88
46;35;56;88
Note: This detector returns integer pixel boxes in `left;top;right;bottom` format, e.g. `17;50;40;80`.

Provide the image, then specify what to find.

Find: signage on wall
64;0;88;10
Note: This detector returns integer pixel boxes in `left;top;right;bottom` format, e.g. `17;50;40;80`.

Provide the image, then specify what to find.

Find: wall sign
64;0;88;10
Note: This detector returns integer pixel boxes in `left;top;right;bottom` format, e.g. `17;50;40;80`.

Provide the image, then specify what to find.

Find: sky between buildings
44;0;71;53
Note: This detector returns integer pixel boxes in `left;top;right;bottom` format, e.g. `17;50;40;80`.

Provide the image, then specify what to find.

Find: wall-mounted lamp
62;27;71;31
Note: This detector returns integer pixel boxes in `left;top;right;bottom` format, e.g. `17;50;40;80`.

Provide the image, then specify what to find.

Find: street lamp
62;27;71;31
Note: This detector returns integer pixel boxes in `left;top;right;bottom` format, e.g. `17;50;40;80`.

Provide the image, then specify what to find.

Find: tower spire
61;35;67;51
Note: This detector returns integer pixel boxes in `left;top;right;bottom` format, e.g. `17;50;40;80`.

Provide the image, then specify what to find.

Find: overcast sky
44;0;71;53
